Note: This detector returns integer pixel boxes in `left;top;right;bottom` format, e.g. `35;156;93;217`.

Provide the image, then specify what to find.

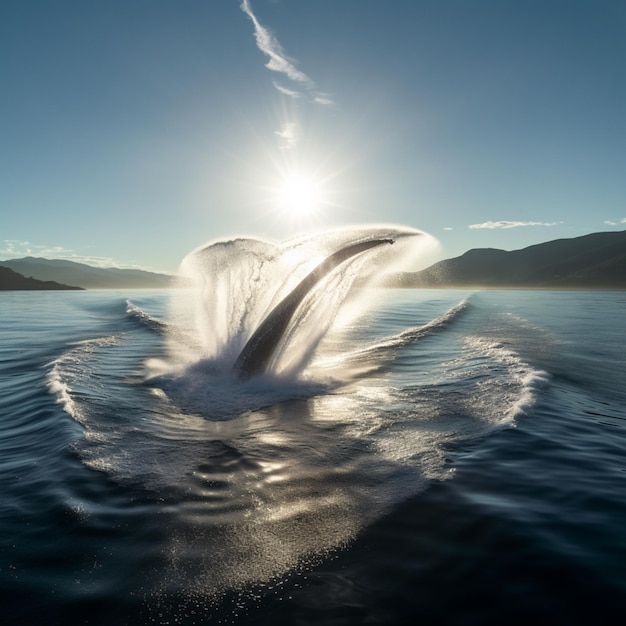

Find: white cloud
0;239;32;256
314;94;334;106
240;0;333;105
0;239;70;259
240;1;314;85
604;218;626;226
468;220;561;230
275;122;300;149
272;81;301;99
443;227;454;231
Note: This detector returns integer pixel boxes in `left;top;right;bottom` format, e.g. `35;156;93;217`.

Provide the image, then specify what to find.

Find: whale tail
233;238;394;377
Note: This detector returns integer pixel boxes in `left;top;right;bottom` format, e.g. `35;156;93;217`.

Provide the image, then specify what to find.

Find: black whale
233;238;394;377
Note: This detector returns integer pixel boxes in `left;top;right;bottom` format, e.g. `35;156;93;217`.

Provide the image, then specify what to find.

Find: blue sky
1;0;624;272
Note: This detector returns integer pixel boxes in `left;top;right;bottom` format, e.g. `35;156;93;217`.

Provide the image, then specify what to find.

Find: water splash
148;226;430;416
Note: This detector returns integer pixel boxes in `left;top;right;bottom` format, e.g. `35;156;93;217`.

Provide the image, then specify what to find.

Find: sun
275;172;325;218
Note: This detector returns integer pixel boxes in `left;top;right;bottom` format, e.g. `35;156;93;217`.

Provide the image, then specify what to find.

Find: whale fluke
233;238;394;377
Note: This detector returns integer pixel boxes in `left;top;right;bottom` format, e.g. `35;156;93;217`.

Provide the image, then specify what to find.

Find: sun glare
275;173;324;217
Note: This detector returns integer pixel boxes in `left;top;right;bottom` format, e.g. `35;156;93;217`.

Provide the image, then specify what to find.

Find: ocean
1;287;625;625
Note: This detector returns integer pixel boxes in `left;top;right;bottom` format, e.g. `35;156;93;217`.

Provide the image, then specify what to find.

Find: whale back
233;238;394;377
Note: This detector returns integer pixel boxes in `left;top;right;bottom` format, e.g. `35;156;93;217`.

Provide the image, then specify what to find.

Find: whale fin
233;238;394;377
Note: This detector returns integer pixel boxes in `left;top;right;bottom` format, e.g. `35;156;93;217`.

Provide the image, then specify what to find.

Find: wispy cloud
275;121;300;149
604;218;626;226
0;240;77;260
240;0;333;105
313;93;334;106
272;81;301;99
1;239;33;257
468;220;561;230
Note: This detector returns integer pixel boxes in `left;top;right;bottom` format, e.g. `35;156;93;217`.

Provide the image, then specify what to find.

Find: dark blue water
1;289;625;624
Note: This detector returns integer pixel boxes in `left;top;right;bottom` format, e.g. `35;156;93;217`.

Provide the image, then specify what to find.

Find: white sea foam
46;335;122;423
125;299;167;334
47;361;81;420
462;335;550;424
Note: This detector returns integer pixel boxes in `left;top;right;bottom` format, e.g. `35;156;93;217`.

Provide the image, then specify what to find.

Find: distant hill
392;231;626;289
0;266;83;290
0;257;172;289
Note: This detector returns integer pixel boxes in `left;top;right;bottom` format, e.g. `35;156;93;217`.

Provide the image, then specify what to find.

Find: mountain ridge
391;231;626;289
0;266;84;290
0;257;172;289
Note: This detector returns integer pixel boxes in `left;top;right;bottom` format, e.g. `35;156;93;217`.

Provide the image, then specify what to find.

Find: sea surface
1;288;625;625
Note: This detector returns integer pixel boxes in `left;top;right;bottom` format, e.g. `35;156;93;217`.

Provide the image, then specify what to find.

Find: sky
1;0;624;273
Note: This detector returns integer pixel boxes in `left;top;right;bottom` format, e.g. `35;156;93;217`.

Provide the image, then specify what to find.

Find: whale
233;237;394;377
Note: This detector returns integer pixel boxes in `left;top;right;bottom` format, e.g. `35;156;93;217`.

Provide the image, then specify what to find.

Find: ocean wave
396;296;470;342
313;297;470;374
461;335;551;423
45;335;123;423
125;299;167;334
